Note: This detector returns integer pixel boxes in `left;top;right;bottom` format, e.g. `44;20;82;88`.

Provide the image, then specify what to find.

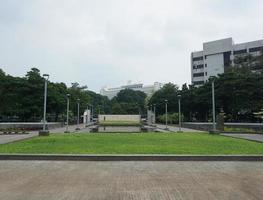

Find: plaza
0;160;262;200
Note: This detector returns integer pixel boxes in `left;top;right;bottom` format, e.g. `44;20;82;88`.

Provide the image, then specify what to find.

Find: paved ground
222;133;263;143
0;161;262;200
0;133;38;144
155;124;205;132
0;124;92;144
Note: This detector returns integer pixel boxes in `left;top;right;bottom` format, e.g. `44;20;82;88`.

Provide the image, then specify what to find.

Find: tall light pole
76;98;80;130
85;104;89;127
178;95;182;133
65;94;70;133
39;74;49;136
91;104;93;122
165;100;168;130
153;104;156;124
211;78;216;132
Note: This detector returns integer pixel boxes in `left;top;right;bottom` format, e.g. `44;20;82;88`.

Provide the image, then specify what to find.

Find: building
191;38;263;87
100;82;163;99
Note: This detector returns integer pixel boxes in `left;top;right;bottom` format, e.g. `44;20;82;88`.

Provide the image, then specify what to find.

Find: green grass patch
0;133;263;154
98;121;141;126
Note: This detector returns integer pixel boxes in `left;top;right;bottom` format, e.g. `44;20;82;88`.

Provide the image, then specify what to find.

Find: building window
193;72;204;77
193;81;205;85
223;51;231;66
249;46;263;53
193;64;204;69
193;56;203;62
205;64;207;67
233;49;247;55
205;72;207;76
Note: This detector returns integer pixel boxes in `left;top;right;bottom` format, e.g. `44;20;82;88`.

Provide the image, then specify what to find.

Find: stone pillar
216;108;225;132
147;110;154;125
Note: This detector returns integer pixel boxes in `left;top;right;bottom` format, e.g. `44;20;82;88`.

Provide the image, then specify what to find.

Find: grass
98;121;141;126
0;132;263;154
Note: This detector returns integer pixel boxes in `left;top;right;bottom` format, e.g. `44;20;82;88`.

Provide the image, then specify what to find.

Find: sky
1;0;263;92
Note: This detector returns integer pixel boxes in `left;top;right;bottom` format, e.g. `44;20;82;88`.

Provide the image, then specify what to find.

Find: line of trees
148;68;263;123
0;68;110;122
1;52;263;124
0;68;147;122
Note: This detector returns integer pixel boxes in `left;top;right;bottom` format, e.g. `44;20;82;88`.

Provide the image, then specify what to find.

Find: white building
100;82;163;99
191;38;263;86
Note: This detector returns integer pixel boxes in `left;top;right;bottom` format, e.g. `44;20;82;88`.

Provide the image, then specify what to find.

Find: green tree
148;83;179;115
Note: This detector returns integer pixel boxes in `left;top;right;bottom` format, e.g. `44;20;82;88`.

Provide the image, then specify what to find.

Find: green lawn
0;132;263;154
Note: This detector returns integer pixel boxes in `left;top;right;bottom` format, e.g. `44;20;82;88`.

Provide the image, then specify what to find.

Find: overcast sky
1;0;263;92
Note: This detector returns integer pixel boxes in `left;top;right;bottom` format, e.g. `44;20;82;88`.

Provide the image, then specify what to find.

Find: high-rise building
100;82;163;99
191;38;263;86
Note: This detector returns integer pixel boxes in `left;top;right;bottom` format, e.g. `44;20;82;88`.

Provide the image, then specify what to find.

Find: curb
0;154;263;161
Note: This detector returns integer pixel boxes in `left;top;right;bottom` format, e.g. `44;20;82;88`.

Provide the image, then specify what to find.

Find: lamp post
178;95;182;133
91;104;93;122
212;78;216;132
39;74;49;136
76;98;80;130
65;94;70;133
85;104;89;127
153;104;156;124
165;100;168;130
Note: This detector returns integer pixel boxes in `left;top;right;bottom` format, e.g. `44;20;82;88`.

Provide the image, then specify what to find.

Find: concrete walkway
155;124;205;132
0;133;38;145
0;124;92;145
0;160;262;200
222;133;263;143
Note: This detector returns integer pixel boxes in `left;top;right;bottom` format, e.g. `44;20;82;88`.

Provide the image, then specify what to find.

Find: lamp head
43;74;49;80
210;76;216;82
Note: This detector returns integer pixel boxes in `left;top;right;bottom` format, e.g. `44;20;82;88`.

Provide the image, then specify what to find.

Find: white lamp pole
86;104;89;126
212;79;216;132
178;95;182;132
165;100;168;130
76;98;80;130
65;94;70;133
153;104;156;124
39;74;49;136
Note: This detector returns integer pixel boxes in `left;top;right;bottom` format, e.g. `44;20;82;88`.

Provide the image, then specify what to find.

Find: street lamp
39;74;49;136
76;98;80;130
165;100;168;130
85;104;89;127
177;95;183;133
153;104;156;124
90;104;93;122
211;77;216;133
65;94;70;133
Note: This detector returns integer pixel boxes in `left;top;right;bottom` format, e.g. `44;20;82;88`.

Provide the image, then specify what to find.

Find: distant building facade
191;38;263;87
100;82;163;99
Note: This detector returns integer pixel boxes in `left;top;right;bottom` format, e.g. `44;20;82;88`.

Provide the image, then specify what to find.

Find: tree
148;83;179;115
112;89;147;114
